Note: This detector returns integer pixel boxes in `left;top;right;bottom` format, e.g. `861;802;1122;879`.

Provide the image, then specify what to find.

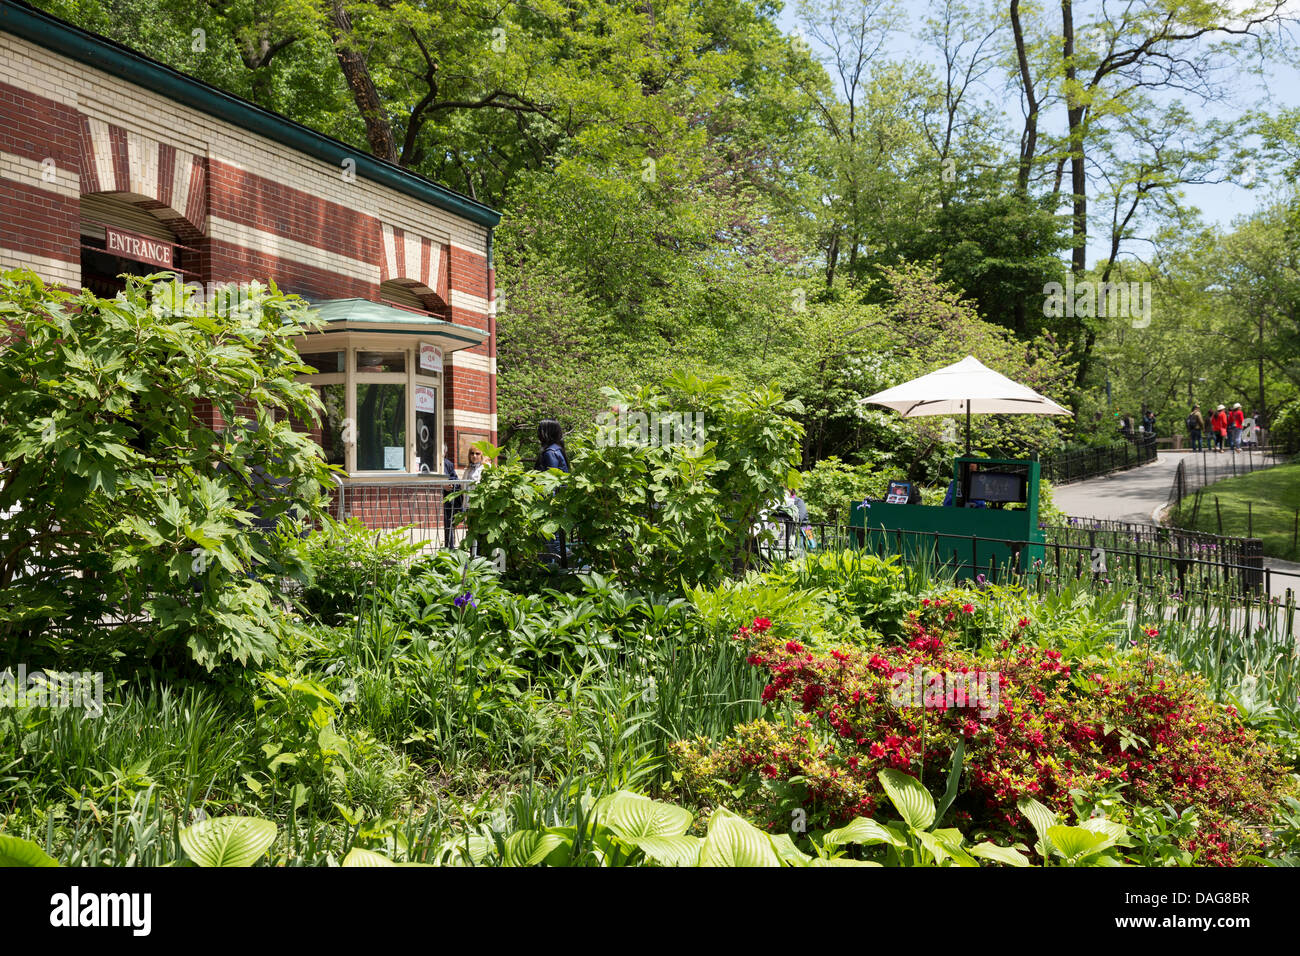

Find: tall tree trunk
331;1;399;163
1009;0;1039;337
825;230;840;289
1062;0;1093;392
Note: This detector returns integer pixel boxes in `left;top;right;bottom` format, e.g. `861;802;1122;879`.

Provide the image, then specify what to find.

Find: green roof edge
0;0;502;229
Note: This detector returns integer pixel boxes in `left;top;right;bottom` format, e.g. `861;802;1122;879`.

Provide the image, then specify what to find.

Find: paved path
1051;452;1182;524
1052;450;1300;599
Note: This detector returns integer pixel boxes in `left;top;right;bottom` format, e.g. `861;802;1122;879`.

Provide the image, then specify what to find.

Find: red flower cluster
680;605;1294;864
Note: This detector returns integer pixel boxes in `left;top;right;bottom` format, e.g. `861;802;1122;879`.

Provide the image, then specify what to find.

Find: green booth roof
304;298;487;350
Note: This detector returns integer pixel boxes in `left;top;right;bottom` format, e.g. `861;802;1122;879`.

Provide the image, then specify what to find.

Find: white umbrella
862;355;1071;454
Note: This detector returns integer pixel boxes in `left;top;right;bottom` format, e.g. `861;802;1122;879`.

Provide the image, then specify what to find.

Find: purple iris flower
454;591;477;610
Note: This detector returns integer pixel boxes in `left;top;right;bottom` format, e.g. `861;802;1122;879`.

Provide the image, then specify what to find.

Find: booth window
299;343;441;476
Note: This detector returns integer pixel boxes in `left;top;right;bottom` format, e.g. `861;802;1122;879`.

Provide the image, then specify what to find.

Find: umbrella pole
965;402;971;457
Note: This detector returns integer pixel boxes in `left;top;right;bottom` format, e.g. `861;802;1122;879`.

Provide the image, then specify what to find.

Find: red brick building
0;1;499;535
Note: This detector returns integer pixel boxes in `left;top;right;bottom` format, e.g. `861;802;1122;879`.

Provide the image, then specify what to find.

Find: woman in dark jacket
535;419;570;473
535;420;569;562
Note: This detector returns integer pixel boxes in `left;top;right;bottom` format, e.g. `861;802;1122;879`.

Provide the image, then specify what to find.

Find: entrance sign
105;226;174;269
419;343;442;372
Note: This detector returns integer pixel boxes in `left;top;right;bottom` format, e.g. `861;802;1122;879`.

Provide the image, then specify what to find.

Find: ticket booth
849;457;1046;581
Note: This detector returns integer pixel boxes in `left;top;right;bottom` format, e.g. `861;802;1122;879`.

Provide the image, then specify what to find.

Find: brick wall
0;26;498;531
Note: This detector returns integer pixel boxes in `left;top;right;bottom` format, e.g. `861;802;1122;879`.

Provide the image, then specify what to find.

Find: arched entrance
79;193;199;295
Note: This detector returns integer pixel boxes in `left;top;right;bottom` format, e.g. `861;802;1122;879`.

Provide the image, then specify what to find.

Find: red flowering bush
673;615;1295;864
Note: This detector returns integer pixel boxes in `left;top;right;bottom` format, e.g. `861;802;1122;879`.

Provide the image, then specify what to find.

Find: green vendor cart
848;457;1047;582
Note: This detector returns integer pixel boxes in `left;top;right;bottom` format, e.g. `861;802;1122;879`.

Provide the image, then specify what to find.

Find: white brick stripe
0;247;79;287
380;222;399;280
0;149;80;198
85;117;116;193
125;129;158;200
450;350;496;374
403;233;422;285
449;289;489;313
448;409;497;431
450;239;488;256
171;153;195;225
429;242;443;291
209;216;380;282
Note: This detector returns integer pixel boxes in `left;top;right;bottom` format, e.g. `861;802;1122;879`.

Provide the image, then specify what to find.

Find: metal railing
1039;435;1157;485
1166;445;1291;530
326;477;478;551
838;521;1290;601
752;512;1287;600
1048;517;1264;587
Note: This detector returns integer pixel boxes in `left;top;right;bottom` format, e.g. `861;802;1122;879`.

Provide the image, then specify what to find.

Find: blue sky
772;0;1300;264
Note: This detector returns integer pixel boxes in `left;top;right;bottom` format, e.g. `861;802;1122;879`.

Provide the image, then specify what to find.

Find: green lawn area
1176;462;1300;559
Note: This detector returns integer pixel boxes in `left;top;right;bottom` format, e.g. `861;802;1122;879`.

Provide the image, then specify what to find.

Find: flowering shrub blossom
673;614;1294;864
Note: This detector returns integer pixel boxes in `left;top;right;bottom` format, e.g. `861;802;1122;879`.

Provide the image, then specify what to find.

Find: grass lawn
1176;461;1300;559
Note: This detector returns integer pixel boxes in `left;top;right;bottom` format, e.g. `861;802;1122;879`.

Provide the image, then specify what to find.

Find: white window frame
298;337;444;478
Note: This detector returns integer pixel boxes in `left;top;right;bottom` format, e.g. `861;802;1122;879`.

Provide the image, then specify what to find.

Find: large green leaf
932;739;965;829
769;832;812;866
969;842;1031;867
1046;825;1111;862
823;817;905;850
878;769;935;831
700;808;781;867
913;829;954;866
440;834;492;866
629;835;702;867
504;830;569;867
0;834;60;867
931;828;979;867
592;790;693;840
180;816;277;867
1081;816;1127;851
1016;796;1059;862
341;847;396;867
808;856;882;866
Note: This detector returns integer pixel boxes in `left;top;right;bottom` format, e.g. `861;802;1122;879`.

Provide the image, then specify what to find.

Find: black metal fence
754;515;1281;600
1166;445;1291;529
1039;435;1157;485
1048;516;1264;586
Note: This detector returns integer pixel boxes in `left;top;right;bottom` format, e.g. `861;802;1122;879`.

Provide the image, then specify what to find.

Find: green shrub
467;371;804;587
1270;399;1300;451
798;457;887;524
765;551;912;640
284;517;423;627
0;269;332;670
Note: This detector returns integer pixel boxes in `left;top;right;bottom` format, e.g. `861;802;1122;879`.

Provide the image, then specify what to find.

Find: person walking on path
1186;404;1204;451
1229;403;1245;451
1210;404;1228;452
1142;409;1156;436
